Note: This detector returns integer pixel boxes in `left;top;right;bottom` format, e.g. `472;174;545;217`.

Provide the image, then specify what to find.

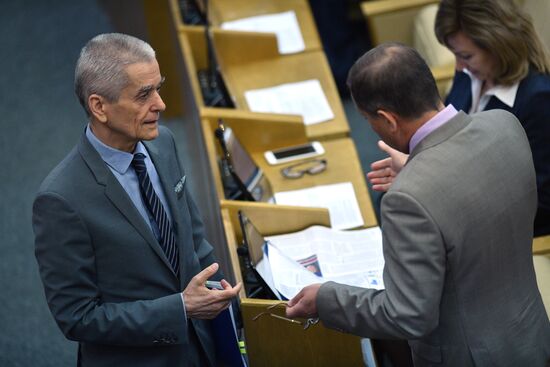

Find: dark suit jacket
33;126;220;366
446;70;550;236
318;111;550;366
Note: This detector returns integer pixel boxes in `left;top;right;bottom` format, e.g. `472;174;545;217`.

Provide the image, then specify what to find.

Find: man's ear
88;94;108;123
376;110;399;132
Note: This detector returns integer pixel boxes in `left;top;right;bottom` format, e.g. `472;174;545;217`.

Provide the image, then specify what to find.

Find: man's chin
141;124;159;141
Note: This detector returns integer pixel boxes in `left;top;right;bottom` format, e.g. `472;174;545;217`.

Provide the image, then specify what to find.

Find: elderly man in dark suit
286;43;550;366
32;33;241;366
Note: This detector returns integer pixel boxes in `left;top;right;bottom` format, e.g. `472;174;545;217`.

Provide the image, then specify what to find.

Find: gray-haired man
33;33;241;366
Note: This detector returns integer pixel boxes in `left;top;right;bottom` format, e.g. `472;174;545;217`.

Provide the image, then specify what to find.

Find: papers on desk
260;226;385;299
221;11;305;54
257;242;322;300
244;79;334;125
274;182;364;230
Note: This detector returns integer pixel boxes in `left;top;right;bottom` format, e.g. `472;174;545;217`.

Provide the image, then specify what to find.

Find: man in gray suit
286;43;550;366
32;33;241;366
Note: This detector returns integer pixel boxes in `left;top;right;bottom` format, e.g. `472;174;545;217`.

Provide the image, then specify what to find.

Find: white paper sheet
244;79;334;125
274;182;364;230
266;226;385;290
263;242;324;300
221;11;305;54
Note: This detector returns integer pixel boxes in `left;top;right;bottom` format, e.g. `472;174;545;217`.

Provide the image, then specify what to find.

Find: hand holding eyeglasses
285;283;322;320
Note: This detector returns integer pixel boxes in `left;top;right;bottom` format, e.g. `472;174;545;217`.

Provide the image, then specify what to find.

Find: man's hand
285;284;322;319
183;263;242;319
366;140;408;192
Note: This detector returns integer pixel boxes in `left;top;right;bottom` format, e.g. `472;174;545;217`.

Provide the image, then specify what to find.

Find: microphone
197;0;234;108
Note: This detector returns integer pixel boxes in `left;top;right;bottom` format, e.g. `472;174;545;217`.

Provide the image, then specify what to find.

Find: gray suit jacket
33;126;219;366
318;110;550;366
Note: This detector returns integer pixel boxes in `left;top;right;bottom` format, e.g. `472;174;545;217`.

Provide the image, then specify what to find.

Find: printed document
274;182;364;230
260;242;323;300
266;226;385;297
244;79;334;125
221;11;305;54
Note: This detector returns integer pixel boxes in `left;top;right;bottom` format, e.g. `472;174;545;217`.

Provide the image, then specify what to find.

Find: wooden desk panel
201;111;377;228
219;206;364;367
533;235;550;255
211;35;350;140
251;138;377;229
209;0;322;51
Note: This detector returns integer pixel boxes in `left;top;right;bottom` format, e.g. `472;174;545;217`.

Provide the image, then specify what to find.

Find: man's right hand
183;263;242;319
366;140;408;192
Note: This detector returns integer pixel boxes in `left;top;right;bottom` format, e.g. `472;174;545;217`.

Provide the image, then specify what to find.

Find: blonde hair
435;0;550;85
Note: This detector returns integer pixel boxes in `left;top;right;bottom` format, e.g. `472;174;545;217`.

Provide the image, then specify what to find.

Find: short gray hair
75;33;156;116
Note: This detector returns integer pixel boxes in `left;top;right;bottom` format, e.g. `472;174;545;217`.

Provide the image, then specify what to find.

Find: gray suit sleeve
33;192;188;347
317;190;446;339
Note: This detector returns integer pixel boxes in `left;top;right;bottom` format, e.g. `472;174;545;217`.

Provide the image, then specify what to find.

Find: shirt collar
463;69;519;108
409;104;458;153
85;125;148;174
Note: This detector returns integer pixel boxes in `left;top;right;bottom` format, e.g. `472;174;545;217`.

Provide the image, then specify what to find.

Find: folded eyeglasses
281;158;327;179
252;302;320;330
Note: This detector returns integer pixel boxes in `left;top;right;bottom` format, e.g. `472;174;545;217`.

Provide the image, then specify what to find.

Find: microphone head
214;127;224;140
237;246;249;256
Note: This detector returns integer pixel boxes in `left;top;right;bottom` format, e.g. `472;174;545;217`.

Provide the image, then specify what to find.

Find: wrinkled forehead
121;61;162;93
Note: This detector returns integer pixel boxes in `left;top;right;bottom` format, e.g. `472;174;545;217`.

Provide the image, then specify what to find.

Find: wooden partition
200;109;378;228
211;29;350;140
534;235;550;255
209;0;322;52
220;202;365;367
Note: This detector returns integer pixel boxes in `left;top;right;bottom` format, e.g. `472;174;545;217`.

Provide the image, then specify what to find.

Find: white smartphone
264;141;324;165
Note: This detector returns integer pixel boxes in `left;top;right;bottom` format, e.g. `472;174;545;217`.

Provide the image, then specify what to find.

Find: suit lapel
77;134;176;274
408;111;472;162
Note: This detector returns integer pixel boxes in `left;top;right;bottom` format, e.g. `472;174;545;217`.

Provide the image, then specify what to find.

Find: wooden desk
254;138;376;229
533;235;550;255
212;30;350;141
209;0;322;52
201;109;378;229
219;203;365;367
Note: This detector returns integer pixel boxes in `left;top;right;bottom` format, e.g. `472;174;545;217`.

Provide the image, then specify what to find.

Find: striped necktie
132;153;179;277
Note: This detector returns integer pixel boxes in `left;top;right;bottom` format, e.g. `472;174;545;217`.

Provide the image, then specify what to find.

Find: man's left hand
285;283;322;319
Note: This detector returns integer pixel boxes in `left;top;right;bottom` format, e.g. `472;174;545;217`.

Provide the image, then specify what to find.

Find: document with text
274;182;364;230
266;225;385;296
244;79;334;125
221;11;305;54
261;242;323;300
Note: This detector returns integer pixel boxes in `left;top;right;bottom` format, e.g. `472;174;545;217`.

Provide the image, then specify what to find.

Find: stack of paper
244;79;334;125
256;242;322;300
274;182;363;230
264;226;385;299
221;11;305;54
